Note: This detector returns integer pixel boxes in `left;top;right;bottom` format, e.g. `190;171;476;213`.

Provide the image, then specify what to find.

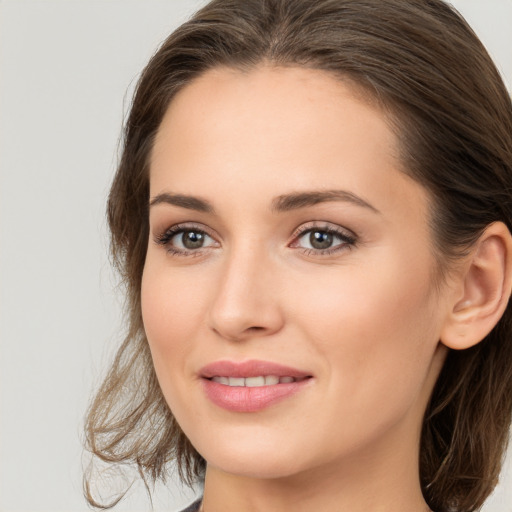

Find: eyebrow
149;193;213;213
149;190;379;214
271;190;380;214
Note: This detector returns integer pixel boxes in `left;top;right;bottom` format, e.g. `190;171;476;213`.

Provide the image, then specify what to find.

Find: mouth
200;360;313;412
208;375;310;387
200;359;312;383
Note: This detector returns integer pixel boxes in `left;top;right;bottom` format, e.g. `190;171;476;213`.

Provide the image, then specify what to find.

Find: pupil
183;231;204;249
310;231;332;249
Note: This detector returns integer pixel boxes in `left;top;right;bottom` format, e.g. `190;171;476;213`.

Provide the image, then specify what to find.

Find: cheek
290;252;440;405
141;261;207;372
295;260;435;338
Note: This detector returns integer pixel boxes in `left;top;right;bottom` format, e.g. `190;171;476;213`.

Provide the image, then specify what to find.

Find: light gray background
1;1;511;511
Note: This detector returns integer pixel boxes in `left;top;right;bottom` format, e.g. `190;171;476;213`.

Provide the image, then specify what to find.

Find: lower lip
202;378;312;412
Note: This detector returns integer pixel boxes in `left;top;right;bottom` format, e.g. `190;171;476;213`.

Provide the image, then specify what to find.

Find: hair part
84;1;512;510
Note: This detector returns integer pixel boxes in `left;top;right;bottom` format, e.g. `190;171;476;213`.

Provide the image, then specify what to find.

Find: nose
207;245;285;342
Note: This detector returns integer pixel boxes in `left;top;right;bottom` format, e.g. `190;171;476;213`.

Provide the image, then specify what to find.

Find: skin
142;66;456;512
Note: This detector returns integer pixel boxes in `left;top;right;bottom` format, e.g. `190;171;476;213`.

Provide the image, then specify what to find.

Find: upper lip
200;359;312;379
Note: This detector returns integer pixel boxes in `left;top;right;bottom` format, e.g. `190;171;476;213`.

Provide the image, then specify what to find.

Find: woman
84;1;512;511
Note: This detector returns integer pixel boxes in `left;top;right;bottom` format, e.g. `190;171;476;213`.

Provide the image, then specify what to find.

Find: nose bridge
208;238;283;340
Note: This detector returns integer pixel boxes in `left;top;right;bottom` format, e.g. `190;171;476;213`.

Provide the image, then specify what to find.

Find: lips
200;359;311;379
211;375;303;386
200;359;313;412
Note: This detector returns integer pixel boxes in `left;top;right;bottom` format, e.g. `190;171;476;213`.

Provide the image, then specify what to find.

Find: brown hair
84;1;512;510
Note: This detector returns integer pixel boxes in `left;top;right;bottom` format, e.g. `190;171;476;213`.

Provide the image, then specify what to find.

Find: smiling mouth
200;359;313;411
203;373;313;412
209;376;310;387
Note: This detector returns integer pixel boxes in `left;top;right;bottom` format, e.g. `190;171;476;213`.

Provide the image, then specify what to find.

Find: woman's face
142;66;450;479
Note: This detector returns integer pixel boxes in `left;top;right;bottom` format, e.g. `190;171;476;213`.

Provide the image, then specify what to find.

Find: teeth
210;375;297;387
245;376;265;387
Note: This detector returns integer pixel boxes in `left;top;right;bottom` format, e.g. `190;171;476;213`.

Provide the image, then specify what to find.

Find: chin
207;454;307;480
192;428;312;480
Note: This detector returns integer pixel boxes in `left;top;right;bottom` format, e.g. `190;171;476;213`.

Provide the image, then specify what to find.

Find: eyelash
154;222;357;258
154;223;216;258
290;223;357;256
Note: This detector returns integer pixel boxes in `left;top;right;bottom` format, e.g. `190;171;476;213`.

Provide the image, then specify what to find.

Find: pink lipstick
200;360;313;412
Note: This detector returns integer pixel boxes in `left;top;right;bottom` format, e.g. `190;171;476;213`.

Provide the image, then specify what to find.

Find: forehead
153;65;392;141
151;66;401;184
149;66;429;231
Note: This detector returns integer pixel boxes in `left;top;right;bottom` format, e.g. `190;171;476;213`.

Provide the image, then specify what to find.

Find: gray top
180;498;202;512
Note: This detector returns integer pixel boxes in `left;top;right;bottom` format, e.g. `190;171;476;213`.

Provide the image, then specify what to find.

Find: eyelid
153;222;220;256
289;221;358;254
290;221;357;242
154;222;216;241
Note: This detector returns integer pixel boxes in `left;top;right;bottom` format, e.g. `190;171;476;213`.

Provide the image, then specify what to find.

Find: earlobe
440;222;512;350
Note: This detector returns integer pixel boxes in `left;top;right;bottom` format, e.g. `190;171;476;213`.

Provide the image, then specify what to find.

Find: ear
440;222;512;350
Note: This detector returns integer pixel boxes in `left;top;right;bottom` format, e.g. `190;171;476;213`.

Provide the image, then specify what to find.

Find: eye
173;230;214;250
303;230;336;250
155;224;218;256
291;224;357;255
